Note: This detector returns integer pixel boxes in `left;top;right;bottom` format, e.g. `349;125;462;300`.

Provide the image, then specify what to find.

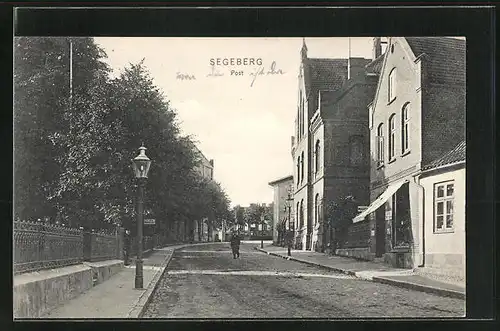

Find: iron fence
13;219;84;274
85;229;119;262
129;235;154;256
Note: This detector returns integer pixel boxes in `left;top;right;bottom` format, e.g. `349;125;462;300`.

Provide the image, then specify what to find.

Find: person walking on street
230;232;241;259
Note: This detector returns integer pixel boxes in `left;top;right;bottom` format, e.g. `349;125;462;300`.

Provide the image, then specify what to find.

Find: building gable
370;37;419;128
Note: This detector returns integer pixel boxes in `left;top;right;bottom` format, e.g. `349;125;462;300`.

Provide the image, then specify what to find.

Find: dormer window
388;68;396;102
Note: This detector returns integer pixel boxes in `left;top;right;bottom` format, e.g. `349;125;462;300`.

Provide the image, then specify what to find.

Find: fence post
83;230;91;262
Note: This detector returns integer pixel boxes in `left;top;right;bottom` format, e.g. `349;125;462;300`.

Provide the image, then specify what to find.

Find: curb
371;276;465;300
254;247;464;300
253;247;355;276
126;246;180;318
127;242;212;318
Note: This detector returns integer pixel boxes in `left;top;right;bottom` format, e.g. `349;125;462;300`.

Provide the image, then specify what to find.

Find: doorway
375;207;386;257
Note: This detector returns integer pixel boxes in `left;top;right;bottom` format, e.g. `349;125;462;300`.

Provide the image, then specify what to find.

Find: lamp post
131;145;152;289
285;188;294;256
260;215;264;249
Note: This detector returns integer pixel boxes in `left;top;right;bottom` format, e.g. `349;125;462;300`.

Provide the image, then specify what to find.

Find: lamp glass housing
132;146;152;179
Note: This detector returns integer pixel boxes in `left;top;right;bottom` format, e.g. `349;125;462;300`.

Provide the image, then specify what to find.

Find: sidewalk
41;244;184;319
256;244;465;300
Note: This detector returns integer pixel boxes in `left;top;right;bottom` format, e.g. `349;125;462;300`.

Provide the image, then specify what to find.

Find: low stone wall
384;251;413;269
14;260;124;318
335;247;373;261
84;260;124;286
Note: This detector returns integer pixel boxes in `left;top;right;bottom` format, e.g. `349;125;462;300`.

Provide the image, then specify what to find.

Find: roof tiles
423;140;466;171
304;58;348;95
405;37;466;85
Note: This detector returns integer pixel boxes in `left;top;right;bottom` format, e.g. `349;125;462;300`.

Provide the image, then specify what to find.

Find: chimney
373;37;382;60
348;57;369;80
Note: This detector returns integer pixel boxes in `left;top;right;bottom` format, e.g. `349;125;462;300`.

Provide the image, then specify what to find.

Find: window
298;91;305;138
388;114;396;160
401;103;410;153
296;202;300;229
296;156;300;185
299;200;304;228
434;181;455;232
301;98;306;136
314;194;320;225
300;151;304;183
315;140;321;173
349;135;364;166
388;68;396;102
377;124;384;166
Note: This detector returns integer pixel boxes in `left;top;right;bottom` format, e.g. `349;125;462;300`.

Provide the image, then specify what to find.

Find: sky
94;37;375;207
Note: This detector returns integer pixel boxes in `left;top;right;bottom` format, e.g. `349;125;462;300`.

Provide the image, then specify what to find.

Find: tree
14;37;233;241
14;37;111;223
324;196;358;249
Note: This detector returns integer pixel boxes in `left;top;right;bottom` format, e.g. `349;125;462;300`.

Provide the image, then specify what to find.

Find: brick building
353;37;465;269
291;38;384;252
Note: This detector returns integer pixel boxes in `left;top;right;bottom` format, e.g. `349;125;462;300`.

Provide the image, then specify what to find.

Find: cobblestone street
143;242;465;318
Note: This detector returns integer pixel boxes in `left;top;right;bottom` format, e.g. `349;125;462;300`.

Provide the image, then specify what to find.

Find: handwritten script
207;65;224;77
249;61;285;87
177;61;285;86
176;72;196;80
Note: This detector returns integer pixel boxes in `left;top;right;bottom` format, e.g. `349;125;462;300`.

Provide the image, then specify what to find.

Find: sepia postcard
14;32;467;320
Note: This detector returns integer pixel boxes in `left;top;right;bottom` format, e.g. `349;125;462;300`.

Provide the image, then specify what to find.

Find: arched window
349;135;364;166
314;194;320;225
296;156;301;185
377;123;384;165
388;114;396;160
299;200;304;228
388;68;396;102
401;103;410;153
315;140;321;173
296;202;300;230
300;151;305;183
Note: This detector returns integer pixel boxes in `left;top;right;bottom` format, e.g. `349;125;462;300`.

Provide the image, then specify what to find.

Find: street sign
144;218;156;225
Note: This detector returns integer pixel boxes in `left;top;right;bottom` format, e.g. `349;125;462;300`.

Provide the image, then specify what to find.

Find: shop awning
352;179;407;223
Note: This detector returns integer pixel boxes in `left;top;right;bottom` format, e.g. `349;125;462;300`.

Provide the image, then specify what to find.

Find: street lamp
131;144;152;289
285;188;294;256
260;215;264;249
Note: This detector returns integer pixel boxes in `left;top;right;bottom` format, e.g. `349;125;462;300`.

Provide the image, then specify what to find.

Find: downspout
411;173;425;267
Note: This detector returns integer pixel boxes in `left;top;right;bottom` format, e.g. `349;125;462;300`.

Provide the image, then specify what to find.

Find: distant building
268;175;294;245
192;145;214;242
193;146;214;181
353;37;465;270
235;203;273;238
